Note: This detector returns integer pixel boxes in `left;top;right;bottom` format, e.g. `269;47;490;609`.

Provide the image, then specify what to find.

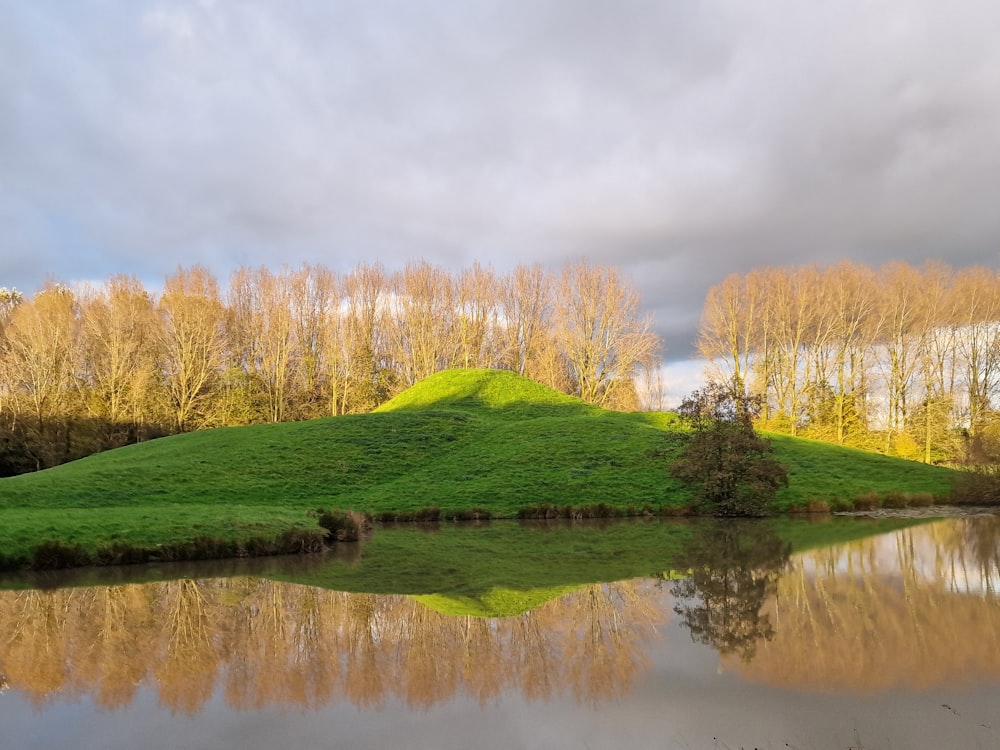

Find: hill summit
376;368;596;416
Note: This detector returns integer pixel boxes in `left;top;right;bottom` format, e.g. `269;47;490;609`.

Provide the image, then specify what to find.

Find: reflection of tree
3;520;998;709
563;582;662;703
74;585;153;709
512;610;559;702
728;518;1000;690
350;594;386;708
0;578;664;713
154;579;219;714
964;515;1000;595
670;521;791;661
2;590;74;704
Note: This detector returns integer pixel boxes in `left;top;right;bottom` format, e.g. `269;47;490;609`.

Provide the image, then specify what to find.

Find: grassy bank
0;368;958;567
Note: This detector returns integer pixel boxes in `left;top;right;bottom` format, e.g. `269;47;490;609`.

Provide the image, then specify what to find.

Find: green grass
768;432;953;510
0;368;959;567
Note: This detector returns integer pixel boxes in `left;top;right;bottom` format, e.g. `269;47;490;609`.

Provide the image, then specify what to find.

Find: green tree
670;380;789;516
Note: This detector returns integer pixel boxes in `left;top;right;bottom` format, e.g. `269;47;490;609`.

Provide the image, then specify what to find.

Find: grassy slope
0;368;957;563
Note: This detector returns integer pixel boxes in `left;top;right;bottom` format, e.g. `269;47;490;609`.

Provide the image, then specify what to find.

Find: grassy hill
0;368;958;567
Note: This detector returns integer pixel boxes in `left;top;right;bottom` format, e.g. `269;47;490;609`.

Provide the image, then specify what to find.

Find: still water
1;514;998;750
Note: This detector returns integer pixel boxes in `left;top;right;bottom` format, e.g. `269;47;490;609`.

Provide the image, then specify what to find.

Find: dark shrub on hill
669;381;789;517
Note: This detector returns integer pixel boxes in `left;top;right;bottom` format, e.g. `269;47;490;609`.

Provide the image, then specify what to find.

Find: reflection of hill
253;517;929;608
0;516;927;616
414;584;584;617
3;517;997;712
724;518;1000;690
0;578;664;713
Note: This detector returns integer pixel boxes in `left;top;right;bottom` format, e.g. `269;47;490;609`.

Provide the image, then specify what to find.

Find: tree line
0;259;661;475
698;260;1000;463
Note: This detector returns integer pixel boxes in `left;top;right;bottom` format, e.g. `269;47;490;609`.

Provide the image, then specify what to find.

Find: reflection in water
726;516;1000;689
0;579;663;713
2;516;999;716
670;521;791;660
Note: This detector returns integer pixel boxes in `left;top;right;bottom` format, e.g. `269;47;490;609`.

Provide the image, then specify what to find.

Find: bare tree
0;286;23;334
288;263;339;419
340;262;394;412
0;283;80;468
226;266;296;423
158;266;225;431
824;262;881;445
499;263;553;377
389;261;458;387
78;275;159;438
875;262;927;443
455;262;500;369
767;266;818;435
952;266;1000;435
0;286;25;427
697;273;759;391
553;260;661;408
912;262;959;462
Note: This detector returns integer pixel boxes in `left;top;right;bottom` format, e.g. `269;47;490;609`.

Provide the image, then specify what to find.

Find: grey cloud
1;0;999;360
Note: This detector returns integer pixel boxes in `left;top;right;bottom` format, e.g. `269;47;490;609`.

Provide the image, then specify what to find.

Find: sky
3;0;1000;390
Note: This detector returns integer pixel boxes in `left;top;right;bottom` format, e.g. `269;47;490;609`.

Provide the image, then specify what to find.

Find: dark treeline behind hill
0;260;661;475
699;260;1000;465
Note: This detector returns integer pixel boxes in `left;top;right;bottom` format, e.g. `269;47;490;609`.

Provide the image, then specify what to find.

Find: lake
0;513;998;749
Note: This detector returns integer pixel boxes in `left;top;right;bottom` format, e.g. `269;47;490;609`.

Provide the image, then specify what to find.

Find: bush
31;541;92;570
275;528;327;553
156;536;237;562
574;503;622;519
315;509;370;541
669;381;789;517
951;465;1000;506
803;500;831;514
517;503;562;519
96;542;151;566
882;491;910;509
414;506;442;522
448;508;492;521
852;492;880;511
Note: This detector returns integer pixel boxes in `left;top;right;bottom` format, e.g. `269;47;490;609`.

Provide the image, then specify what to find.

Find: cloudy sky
3;0;1000;377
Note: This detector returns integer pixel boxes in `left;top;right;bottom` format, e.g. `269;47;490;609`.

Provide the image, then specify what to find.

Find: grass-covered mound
0;368;958;567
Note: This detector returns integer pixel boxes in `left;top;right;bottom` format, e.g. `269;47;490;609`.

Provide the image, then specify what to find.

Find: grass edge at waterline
0;369;959;569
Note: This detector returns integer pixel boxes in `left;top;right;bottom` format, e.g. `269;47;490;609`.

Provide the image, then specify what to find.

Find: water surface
1;514;998;749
